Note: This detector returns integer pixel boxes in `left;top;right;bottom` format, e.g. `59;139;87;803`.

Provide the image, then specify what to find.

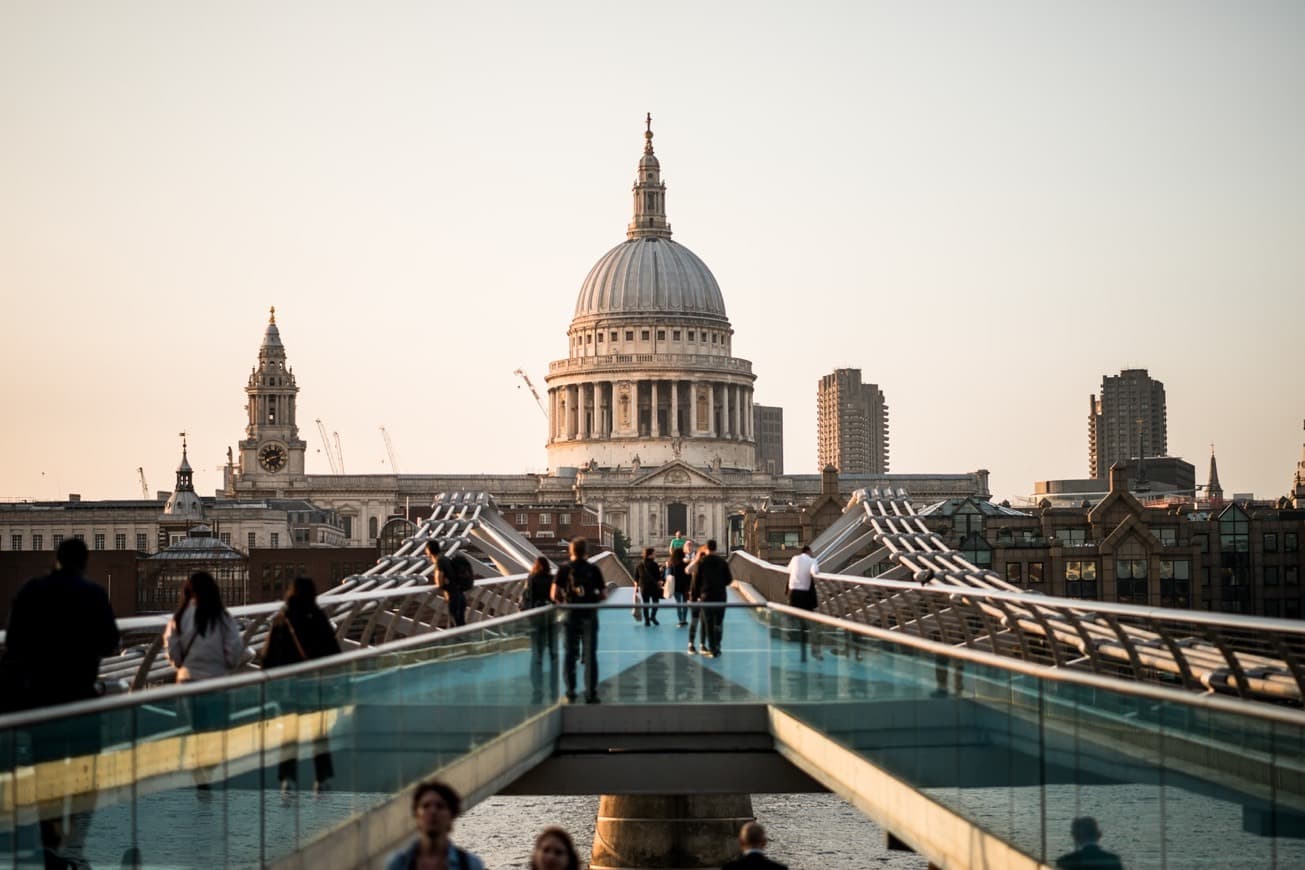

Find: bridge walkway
3;589;1305;869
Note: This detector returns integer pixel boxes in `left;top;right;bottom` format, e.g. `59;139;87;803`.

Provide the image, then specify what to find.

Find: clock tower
233;307;307;490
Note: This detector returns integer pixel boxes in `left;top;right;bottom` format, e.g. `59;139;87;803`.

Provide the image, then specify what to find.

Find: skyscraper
1088;368;1167;479
817;369;889;474
753;404;784;475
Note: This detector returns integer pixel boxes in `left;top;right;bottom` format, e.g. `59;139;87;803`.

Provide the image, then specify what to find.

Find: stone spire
627;113;672;240
164;432;204;517
259;305;285;364
1207;444;1224;507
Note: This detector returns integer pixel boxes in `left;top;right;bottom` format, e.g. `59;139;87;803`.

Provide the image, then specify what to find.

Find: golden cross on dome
269;305;276;324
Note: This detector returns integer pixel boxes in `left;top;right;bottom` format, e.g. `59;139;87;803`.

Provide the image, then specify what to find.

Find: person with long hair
666;546;690;627
530;826;580;870
261;576;342;796
164;570;243;683
522;556;556;703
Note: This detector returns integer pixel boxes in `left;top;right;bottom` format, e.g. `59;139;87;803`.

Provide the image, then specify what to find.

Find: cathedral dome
574;237;726;321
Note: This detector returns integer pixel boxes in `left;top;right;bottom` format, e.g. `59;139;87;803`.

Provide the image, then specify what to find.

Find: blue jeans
673;591;688;624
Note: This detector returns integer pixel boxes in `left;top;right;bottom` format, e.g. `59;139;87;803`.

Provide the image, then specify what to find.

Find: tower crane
315;418;343;474
513;368;548;420
137;467;149;499
334;431;345;474
380;426;401;474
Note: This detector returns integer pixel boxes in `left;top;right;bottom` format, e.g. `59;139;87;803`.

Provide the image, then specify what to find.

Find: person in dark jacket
666;547;690;626
261;576;341;796
721;822;787;869
522;556;556;702
635;547;662;626
1055;817;1124;870
689;539;732;658
1;538;118;867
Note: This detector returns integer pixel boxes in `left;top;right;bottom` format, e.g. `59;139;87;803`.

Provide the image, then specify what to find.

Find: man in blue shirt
386;780;485;870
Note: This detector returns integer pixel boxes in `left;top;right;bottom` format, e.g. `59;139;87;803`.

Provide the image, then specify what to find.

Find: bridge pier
589;794;754;869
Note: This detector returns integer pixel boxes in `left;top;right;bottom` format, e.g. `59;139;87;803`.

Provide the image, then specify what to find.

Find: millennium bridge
3;491;1305;868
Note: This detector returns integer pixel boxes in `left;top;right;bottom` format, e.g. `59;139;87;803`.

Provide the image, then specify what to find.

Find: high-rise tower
817;369;889;474
1088;369;1167;479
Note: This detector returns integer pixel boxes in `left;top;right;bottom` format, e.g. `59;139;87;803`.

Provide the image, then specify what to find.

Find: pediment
629;460;724;489
1099;514;1155;552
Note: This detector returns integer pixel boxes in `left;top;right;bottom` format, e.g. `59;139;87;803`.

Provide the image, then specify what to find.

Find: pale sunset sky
2;1;1302;504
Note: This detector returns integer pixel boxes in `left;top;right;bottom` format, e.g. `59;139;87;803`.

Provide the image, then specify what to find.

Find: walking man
1;538;118;867
552;537;607;703
691;539;732;658
786;544;822;660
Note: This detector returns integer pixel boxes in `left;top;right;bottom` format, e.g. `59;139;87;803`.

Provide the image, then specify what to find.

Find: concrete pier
589;794;754;869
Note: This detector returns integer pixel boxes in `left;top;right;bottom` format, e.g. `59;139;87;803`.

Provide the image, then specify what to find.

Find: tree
612;528;631;565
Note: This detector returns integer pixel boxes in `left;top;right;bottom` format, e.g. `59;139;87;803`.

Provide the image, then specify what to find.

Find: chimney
821;465;839;497
1108;463;1129;494
68;493;81;503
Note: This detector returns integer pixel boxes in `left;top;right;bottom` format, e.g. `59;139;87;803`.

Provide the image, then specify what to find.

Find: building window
1194;533;1209;553
611;331;618;342
248;532;257;550
114;533;126;550
585;334;592;344
1219;507;1249;552
711;333;718;343
1265;599;1282;617
1159;559;1190;607
270;532;280;549
53;534;64;548
641;330;650;341
220;532;231;546
1066;560;1099;599
597;333;603;344
342;516;353;539
93;534;105;551
1153;527;1177;546
1265;566;1280;586
136;532;147;552
560;513;571;526
10;534;20;551
516;513;527;525
368;516;378;539
32;534;42;551
656;330;665;341
687;331;695;342
1116;559;1147;603
1060;528;1088;546
73;533;84;542
1029;562;1044;584
1005;562;1022;584
673;330;681;340
1288;566;1299;586
1287;599;1301;619
1287;533;1299;553
625;331;634;342
540;513;552;526
1265;532;1278;552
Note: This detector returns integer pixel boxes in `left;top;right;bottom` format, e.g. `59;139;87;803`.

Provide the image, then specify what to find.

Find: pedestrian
164;570;245;684
529;826;581;870
385;780;485;870
785;544;822;661
685;543;708;654
551;536;607;703
721;822;787;869
666;546;690;626
0;538;118;868
670;529;686;554
635;547;662;626
260;576;342;797
425;540;467;628
691;539;732;659
522;556;557;703
1054;817;1124;870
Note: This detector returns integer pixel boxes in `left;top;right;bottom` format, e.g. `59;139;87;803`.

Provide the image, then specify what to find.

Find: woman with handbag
261;576;342;796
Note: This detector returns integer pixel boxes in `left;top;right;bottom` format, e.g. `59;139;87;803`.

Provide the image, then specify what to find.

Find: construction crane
315;418;343;474
334;431;345;474
137;467;149;499
513;368;548;420
380;426;401;474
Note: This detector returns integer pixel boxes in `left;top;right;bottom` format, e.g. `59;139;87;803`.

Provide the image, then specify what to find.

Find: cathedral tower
235;307;307;488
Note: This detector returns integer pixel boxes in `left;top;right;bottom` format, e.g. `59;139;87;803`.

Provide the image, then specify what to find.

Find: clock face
259;443;288;472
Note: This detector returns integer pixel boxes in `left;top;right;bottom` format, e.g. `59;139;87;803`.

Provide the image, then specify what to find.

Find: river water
456;794;926;869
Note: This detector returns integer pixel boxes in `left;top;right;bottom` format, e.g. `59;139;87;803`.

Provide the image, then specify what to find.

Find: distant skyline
2;2;1303;505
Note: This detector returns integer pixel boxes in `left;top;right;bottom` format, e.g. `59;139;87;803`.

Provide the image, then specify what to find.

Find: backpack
448;554;476;592
566;559;603;604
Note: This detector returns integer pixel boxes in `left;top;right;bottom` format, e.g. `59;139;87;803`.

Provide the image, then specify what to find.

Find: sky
2;1;1303;506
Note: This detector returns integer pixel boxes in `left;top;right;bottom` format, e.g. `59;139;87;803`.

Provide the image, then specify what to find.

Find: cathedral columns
651;380;660;437
722;382;731;439
580;383;591;439
670;381;680;436
707;382;716;437
567;384;579;439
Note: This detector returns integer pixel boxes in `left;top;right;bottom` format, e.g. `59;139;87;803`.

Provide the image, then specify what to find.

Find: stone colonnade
549;378;754;443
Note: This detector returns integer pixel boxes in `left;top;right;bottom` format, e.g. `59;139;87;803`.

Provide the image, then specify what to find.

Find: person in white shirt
785;545;821;660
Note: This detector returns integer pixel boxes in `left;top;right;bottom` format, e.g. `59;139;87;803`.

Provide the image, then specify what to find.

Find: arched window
368;516;378;540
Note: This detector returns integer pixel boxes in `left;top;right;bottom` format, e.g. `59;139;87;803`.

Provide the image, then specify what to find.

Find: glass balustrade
2;601;1303;868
